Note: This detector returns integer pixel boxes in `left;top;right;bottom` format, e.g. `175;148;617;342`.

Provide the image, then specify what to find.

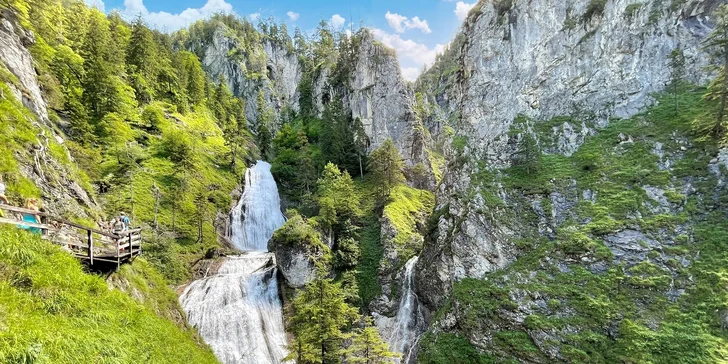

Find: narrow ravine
180;161;288;364
388;256;427;364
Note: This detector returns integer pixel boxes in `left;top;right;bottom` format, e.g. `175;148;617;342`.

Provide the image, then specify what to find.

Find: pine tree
286;278;360;364
353;117;369;179
80;9;113;119
127;16;158;103
668;48;686;115
694;4;728;144
321;99;357;172
316;163;360;230
367;140;405;205
346;318;399;364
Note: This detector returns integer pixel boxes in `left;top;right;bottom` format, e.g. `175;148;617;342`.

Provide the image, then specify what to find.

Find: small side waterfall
388;256;426;364
180;161;289;364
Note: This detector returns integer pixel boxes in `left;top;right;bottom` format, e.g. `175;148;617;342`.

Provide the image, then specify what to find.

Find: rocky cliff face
197;25;434;169
0;11;99;219
417;0;724;310
199;25;302;127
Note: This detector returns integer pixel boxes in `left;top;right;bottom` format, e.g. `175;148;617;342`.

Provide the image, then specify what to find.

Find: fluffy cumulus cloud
286;11;300;21
384;11;431;34
401;67;421;82
249;12;261;21
370;28;444;81
330;14;346;29
119;0;233;32
85;0;105;12
454;1;476;21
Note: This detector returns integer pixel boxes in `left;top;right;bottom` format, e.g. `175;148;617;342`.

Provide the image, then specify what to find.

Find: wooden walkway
0;204;141;270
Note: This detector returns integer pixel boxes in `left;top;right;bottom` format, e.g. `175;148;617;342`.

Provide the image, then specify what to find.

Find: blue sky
85;0;478;80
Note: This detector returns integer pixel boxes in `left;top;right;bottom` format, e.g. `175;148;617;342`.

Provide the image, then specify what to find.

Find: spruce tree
346;318;399;364
694;4;728;144
368;140;406;205
80;9;113;119
668;48;685;115
127;16;158;103
286;278;360;364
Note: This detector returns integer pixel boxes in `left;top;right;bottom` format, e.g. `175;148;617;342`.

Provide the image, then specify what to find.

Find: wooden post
128;233;133;259
87;230;93;265
116;235;120;271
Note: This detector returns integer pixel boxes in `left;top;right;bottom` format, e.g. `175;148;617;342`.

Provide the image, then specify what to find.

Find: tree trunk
358;152;363;179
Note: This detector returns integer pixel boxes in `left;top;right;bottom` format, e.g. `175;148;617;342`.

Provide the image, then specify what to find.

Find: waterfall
231;161;287;251
180;161;289;364
388;256;426;364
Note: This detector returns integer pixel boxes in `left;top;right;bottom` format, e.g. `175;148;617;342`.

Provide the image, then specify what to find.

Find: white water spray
180;161;289;364
388;256;426;364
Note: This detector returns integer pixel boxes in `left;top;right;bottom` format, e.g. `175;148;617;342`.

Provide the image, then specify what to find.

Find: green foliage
418;333;494;364
424;86;728;362
346;318;400;363
272;211;327;252
693;5;728;145
624;3;644;19
0;227;216;363
383;185;435;261
272;122;318;198
286;278;360;364
368;140;406;205
321;99;359;175
582;0;608;22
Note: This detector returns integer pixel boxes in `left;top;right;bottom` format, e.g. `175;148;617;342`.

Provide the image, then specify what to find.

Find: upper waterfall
232;161;286;251
180;160;289;364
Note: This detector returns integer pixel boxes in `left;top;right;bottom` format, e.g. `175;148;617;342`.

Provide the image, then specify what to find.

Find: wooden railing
0;204;141;270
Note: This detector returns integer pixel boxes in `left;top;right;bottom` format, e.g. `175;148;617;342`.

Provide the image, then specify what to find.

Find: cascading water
180;161;289;364
388;256;426;364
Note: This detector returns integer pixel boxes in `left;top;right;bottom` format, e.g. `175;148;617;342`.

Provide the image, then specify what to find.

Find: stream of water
180;161;288;364
388;256;426;364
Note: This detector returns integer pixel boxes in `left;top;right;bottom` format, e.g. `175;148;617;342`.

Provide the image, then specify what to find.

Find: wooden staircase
0;204;142;270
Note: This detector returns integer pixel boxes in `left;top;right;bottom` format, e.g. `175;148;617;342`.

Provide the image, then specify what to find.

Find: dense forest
0;0;434;362
5;0;728;363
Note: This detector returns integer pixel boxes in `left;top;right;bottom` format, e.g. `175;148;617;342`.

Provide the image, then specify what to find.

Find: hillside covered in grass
0;227;217;363
418;86;728;363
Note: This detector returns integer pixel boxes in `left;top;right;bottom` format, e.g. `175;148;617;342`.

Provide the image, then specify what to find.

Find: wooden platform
0;204;141;270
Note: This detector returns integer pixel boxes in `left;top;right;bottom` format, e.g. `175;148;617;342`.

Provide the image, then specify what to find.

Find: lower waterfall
180;161;288;364
388;256;426;364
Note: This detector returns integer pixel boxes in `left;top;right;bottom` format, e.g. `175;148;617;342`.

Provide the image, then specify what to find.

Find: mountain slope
414;0;728;362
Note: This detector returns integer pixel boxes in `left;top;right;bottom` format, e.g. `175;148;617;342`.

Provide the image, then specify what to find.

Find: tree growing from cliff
694;4;728;144
668;48;686;115
368;139;406;205
321;99;359;174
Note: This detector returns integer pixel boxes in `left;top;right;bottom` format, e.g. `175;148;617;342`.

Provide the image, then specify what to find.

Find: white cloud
345;29;352;38
119;0;233;32
454;1;476;21
401;67;421;82
385;11;431;34
370;28;445;80
249;12;260;21
385;11;408;33
286;11;300;21
85;0;105;12
406;16;431;34
330;14;346;29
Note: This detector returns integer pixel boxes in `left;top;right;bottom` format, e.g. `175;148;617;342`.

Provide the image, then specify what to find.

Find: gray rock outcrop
416;0;724;310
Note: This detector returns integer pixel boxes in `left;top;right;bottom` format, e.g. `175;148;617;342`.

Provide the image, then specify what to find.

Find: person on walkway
21;198;42;235
119;212;130;231
112;217;125;235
